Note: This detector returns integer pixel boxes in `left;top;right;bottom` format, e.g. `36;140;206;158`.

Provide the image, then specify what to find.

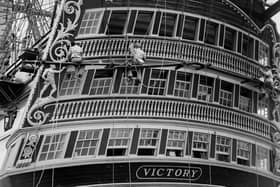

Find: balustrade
79;36;262;79
50;97;270;138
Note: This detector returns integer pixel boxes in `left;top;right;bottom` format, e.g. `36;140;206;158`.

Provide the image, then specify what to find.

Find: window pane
78;11;102;35
39;133;67;161
74;129;101;157
89;69;113;95
197;76;214;102
256;146;269;170
205;21;219;45
183;16;198;40
107;10;128;35
159;13;176;37
174;71;192;98
258;43;269;66
242;35;254;58
60;71;83;96
224;27;236;50
138;129;160;156
148;69;168;95
134;11;153;35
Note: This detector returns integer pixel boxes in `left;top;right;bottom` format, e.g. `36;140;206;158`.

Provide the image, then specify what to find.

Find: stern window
204;21;219;45
256;145;269;171
166;130;186;157
183;16;198;40
107;128;132;156
219;81;233;107
134;11;154;35
216;135;231;162
73;129;101;157
192;132;209;159
148;69;168;95
224;27;237;51
106;10;128;35
78;10;103;35
237;140;251;166
138;129;160;156
89;69;113;95
174;71;192;98
38;133;68;161
197;75;214;102
60;71;84;96
159;12;177;37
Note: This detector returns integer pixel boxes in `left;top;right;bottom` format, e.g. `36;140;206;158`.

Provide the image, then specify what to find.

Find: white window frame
59;71;85;96
215;135;231;162
256;145;269;171
88;69;114;95
192;132;210;159
73;129;102;158
38;133;69;162
166;130;186;157
237;140;251;166
137;128;161;156
107;128;132;156
119;73;141;94
174;71;192;98
148;69;168;96
78;9;104;37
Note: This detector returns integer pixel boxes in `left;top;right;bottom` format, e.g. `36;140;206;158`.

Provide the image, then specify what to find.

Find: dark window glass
239;87;252;112
134;11;153;35
107;10;128;35
205;21;219;45
224;27;236;50
183;16;198;40
159;13;176;37
242;34;254;58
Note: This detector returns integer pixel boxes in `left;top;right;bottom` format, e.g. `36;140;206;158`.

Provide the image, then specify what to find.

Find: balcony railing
49;97;271;139
79;36;262;79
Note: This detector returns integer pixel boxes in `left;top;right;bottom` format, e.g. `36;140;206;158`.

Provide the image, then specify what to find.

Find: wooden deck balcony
33;96;273;139
79;36;262;79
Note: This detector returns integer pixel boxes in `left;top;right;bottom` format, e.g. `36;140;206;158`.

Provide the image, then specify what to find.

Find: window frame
219;80;234;107
119;71;142;95
105;9;129;35
77;9;104;37
215;135;232;162
204;21;219;45
236;140;251;166
256;145;269;171
147;69;169;96
197;75;214;102
59;71;86;97
73;129;102;158
182;15;199;41
88;69;114;95
166;130;187;157
192;132;210;159
132;9;156;36
106;128;132;157
38;133;69;162
173;71;193;98
137;128;161;156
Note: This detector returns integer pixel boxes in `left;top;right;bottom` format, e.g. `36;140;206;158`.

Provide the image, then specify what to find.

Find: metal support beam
265;0;280;21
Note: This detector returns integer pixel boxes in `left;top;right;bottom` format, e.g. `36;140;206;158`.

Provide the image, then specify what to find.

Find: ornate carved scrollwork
49;0;83;63
26;98;56;126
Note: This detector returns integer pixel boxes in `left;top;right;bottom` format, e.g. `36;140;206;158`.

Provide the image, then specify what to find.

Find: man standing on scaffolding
128;42;146;82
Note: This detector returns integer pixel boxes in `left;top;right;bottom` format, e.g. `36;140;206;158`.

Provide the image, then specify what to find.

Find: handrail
49;97;271;139
78;36;262;79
